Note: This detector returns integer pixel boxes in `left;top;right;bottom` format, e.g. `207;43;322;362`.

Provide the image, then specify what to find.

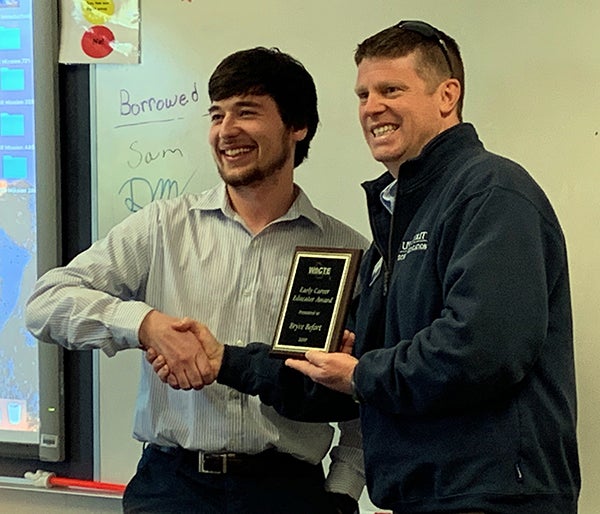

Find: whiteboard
92;1;600;512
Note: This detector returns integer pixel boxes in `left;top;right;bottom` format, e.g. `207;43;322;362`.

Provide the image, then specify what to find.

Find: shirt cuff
325;455;366;501
350;366;363;403
102;301;154;357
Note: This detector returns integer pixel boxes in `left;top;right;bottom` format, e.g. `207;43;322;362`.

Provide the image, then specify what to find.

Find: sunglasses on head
395;20;454;77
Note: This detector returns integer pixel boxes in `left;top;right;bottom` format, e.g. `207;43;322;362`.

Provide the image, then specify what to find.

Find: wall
2;0;598;512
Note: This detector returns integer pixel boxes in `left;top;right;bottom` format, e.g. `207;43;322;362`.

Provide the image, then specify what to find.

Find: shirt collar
380;179;397;214
189;182;324;231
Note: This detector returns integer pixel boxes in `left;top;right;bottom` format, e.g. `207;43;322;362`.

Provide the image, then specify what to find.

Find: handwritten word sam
127;140;184;169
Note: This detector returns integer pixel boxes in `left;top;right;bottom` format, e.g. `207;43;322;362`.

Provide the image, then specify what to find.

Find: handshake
139;310;225;391
139;309;359;395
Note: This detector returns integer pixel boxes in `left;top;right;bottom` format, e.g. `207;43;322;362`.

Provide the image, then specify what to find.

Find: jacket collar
362;122;483;199
360;123;483;260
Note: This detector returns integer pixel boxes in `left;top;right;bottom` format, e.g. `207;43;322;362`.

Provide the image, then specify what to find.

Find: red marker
25;469;125;493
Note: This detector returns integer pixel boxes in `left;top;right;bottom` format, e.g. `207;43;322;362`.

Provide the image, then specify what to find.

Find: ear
438;78;461;118
292;126;308;142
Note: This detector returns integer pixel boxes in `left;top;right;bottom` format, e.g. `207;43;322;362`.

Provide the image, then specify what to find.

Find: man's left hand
285;351;358;395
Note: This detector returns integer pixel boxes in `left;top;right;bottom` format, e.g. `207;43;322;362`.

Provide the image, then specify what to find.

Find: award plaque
270;246;363;358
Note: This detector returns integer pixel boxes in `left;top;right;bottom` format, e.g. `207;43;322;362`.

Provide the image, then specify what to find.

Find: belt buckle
198;452;228;474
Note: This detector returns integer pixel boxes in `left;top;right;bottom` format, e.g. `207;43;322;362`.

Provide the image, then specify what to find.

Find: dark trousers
122;444;337;514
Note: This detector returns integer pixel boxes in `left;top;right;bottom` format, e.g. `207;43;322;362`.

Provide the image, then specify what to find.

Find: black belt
148;444;321;476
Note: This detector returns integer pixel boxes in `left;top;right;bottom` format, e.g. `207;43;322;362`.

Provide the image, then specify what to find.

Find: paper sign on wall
59;0;140;64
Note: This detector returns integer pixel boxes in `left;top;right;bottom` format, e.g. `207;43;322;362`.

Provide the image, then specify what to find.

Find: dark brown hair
209;47;319;167
355;23;465;119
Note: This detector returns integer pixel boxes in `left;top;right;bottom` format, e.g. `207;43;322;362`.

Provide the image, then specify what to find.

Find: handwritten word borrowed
120;83;199;117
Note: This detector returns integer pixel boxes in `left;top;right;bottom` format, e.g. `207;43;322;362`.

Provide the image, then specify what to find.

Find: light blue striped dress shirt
26;183;369;498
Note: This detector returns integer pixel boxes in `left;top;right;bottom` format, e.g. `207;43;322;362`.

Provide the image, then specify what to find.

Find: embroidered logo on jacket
397;231;428;261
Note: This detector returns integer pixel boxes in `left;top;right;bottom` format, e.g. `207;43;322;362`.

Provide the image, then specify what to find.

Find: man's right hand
144;317;224;390
138;310;214;391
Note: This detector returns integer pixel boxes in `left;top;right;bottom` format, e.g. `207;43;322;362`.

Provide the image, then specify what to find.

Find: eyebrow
354;80;409;94
208;99;264;113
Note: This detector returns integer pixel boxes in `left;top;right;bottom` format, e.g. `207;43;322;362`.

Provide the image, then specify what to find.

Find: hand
145;347;173;385
338;329;356;354
173;317;224;380
285;330;358;395
138;310;212;391
145;317;225;390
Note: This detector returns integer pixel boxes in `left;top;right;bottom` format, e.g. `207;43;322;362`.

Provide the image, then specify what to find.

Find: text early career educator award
271;247;363;358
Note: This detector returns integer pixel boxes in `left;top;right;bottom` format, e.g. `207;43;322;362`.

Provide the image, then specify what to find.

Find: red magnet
81;25;115;59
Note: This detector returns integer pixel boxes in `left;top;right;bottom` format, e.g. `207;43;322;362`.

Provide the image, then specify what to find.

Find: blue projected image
0;228;30;332
2;154;27;179
0;111;25;136
0;66;25;90
0;0;39;441
0;191;38;437
0;26;20;50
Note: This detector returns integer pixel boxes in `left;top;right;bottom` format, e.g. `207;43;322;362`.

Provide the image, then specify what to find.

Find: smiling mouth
371;124;398;138
221;147;254;157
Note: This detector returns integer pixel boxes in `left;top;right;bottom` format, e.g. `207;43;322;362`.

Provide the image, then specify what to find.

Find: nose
361;92;385;118
218;113;240;138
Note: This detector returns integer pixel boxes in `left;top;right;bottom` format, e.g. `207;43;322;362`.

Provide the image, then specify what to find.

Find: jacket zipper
515;462;524;483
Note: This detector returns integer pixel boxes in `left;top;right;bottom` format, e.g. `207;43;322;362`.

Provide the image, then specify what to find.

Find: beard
216;132;293;188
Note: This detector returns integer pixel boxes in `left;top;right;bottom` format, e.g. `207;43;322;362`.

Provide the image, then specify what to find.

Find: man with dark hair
150;22;580;514
208;47;318;167
26;47;367;514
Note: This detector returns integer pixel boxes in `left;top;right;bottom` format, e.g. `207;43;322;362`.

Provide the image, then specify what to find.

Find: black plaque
270;246;363;358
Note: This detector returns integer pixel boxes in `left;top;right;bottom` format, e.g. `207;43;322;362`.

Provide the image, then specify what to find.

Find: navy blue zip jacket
219;123;580;513
351;123;579;513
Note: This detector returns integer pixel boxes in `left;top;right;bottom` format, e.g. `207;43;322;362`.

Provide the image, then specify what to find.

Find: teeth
372;124;397;137
223;147;253;157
